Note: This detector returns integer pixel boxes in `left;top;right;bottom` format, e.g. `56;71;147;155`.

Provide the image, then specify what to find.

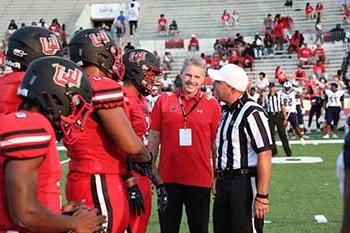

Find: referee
264;82;292;157
209;64;272;233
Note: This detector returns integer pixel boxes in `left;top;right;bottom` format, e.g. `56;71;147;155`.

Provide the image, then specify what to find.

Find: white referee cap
208;64;249;92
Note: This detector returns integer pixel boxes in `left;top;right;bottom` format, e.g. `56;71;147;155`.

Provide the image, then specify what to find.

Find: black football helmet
5;26;62;71
18;56;93;143
122;49;162;96
68;28;125;81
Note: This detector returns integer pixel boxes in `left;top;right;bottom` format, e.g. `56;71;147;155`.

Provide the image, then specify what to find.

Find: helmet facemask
139;63;163;96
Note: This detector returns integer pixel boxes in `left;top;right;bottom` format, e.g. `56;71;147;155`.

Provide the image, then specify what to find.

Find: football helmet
68;28;125;81
283;80;292;90
5;26;62;71
122;49;162;96
18;56;92;143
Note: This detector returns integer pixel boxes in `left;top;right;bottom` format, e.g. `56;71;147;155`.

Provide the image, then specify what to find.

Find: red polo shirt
150;89;221;188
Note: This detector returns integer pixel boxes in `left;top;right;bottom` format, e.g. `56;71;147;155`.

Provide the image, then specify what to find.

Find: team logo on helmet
52;63;82;88
128;51;147;63
13;48;28;57
40;35;60;55
88;31;110;47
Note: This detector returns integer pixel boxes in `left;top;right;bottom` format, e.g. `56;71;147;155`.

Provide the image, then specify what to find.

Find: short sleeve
150;94;164;131
246;109;272;153
89;76;124;110
0;112;52;159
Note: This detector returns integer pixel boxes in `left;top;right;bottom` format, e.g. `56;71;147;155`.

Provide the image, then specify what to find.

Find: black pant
159;183;210;233
308;105;322;129
213;176;264;233
268;112;292;157
129;20;138;35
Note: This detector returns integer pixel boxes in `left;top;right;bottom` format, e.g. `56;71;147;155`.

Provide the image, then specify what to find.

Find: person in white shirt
128;0;140;12
126;3;139;36
323;82;345;138
255;72;269;93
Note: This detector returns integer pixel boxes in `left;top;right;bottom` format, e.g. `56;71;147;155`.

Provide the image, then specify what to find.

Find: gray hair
180;55;206;75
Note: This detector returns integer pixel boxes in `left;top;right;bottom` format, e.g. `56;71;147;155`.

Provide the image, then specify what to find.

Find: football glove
156;184;168;212
128;184;145;216
133;153;154;180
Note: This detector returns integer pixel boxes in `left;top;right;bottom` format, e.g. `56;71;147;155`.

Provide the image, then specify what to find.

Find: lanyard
178;92;202;128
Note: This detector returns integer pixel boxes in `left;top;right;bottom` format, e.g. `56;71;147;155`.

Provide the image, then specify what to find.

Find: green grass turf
59;143;344;233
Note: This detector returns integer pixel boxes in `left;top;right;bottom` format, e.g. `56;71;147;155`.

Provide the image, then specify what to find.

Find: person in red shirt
0;26;62;114
315;2;324;19
228;50;240;65
289;30;302;53
305;2;314;19
211;53;221;69
67;28;153;233
298;43;313;66
149;56;221;233
48;18;61;36
313;60;326;78
292;65;307;85
188;34;199;51
313;43;326;63
158;14;168;33
221;9;231;29
122;49;168;233
0;48;5;75
275;66;288;84
0;56;106;233
274;20;284;50
344;5;350;24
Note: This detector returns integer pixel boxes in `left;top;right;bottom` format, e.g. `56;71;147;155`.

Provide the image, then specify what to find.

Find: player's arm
5;157;105;233
97;107;151;162
148;129;161;169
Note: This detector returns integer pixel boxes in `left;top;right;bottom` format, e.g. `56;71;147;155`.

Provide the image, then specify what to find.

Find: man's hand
254;197;269;219
128;184;145;216
156;184;168;212
62;200;90;215
73;208;106;233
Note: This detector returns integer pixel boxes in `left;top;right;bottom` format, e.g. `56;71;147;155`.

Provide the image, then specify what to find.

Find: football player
280;81;306;144
0;26;62;113
292;81;307;137
67;28;152;233
122;49;168;233
323;82;345;138
0;56;106;232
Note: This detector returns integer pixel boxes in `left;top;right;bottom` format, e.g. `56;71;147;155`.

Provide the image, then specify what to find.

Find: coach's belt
215;167;257;179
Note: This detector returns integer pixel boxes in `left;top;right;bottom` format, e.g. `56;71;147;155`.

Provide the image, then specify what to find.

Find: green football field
58;142;344;233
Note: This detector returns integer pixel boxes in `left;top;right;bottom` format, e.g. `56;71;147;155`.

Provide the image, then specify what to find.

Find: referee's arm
247;110;273;219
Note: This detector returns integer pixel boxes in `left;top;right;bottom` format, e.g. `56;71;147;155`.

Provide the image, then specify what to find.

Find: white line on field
60;158;70;164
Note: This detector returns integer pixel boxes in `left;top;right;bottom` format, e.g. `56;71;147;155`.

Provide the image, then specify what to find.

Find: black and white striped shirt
216;94;272;170
264;92;282;113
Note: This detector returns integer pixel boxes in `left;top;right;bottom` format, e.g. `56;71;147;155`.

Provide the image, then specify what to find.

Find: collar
223;93;249;112
177;88;202;101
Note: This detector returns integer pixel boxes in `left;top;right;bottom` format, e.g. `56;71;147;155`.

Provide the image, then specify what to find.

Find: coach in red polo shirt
149;56;221;233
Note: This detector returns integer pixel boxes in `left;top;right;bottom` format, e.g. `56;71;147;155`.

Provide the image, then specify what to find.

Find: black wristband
256;193;269;199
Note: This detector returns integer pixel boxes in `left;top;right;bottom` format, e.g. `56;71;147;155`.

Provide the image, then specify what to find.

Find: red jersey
123;87;150;144
313;63;326;74
64;76;128;175
0;71;25;114
274;23;283;38
299;47;313;58
150;89;221;188
49;24;61;33
0;112;62;231
222;12;230;21
158;18;167;26
189;38;199;46
306;5;313;14
314;48;325;58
